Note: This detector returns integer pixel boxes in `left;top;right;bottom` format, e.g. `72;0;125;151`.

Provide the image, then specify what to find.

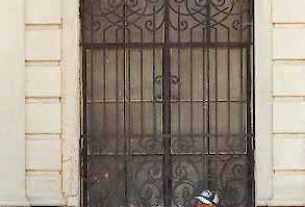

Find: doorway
81;0;254;206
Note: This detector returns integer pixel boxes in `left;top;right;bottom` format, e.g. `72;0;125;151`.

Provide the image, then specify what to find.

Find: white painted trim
0;0;29;205
61;0;81;206
27;196;66;207
0;197;29;207
268;199;305;206
254;0;273;205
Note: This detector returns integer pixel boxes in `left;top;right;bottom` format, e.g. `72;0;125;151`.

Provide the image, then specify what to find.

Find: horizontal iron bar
86;99;248;104
84;177;253;183
129;133;252;138
82;41;253;49
86;152;249;156
82;133;253;139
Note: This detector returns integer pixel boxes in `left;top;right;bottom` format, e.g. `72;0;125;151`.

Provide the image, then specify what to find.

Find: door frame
60;0;274;206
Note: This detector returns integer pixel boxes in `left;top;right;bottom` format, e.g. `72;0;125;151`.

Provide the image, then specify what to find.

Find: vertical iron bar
152;5;157;159
247;40;254;207
115;31;119;153
251;0;256;189
163;1;172;206
246;0;255;205
206;0;211;189
214;28;219;176
80;0;87;206
202;28;208;187
252;0;256;204
206;0;211;43
123;3;128;205
239;0;244;152
127;36;132;207
207;0;211;152
87;4;94;205
177;5;181;155
101;32;107;205
102;29;106;161
163;50;172;207
140;29;144;152
81;46;87;207
190;29;194;156
89;41;93;157
227;30;231;151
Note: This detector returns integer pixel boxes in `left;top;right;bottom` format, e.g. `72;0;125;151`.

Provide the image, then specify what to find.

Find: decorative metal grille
81;0;254;206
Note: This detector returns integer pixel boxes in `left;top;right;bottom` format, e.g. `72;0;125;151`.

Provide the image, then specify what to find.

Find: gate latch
154;75;180;101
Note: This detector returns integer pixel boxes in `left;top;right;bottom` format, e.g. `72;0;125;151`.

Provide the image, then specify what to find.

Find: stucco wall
255;0;305;206
25;0;65;205
0;1;78;205
0;1;28;206
270;0;305;205
24;0;79;206
1;0;305;206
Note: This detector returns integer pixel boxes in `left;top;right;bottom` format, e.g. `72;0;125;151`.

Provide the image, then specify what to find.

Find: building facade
0;0;305;206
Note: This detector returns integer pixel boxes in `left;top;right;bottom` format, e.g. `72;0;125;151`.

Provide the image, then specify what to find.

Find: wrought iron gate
81;0;254;206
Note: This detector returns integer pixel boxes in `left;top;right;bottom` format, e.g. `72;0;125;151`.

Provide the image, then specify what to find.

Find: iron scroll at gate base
81;0;254;206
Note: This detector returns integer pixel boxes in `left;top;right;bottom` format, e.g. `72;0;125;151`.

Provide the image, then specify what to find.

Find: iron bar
163;1;172;205
82;41;253;49
86;99;248;104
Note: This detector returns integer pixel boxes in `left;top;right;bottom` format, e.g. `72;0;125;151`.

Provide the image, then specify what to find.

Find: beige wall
0;1;28;205
0;1;79;205
255;0;305;205
270;0;305;205
24;0;79;206
25;0;64;205
255;0;273;205
1;0;305;206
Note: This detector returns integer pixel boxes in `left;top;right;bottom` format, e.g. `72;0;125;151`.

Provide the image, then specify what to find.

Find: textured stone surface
26;67;61;97
273;101;305;133
26;138;61;170
25;29;61;60
273;28;305;59
26;103;61;133
273;0;305;23
26;0;61;24
273;136;305;170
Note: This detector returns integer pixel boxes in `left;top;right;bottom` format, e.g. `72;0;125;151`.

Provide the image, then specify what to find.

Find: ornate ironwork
82;0;252;44
81;0;254;206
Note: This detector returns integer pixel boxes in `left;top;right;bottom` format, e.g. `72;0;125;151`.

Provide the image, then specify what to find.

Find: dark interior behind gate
81;0;254;206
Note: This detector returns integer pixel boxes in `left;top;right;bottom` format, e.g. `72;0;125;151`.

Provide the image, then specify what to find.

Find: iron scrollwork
83;0;252;44
154;75;180;102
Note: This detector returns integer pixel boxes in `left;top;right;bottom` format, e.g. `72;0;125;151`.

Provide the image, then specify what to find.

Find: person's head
195;190;219;207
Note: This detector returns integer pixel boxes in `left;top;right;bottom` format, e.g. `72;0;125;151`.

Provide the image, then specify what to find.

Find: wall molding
254;0;274;205
61;0;81;206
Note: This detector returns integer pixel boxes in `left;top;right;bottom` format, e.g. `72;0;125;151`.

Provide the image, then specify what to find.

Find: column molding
0;0;29;206
61;0;81;206
254;0;273;205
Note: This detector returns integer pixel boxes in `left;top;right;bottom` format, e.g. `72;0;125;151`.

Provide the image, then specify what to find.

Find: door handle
154;75;180;101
